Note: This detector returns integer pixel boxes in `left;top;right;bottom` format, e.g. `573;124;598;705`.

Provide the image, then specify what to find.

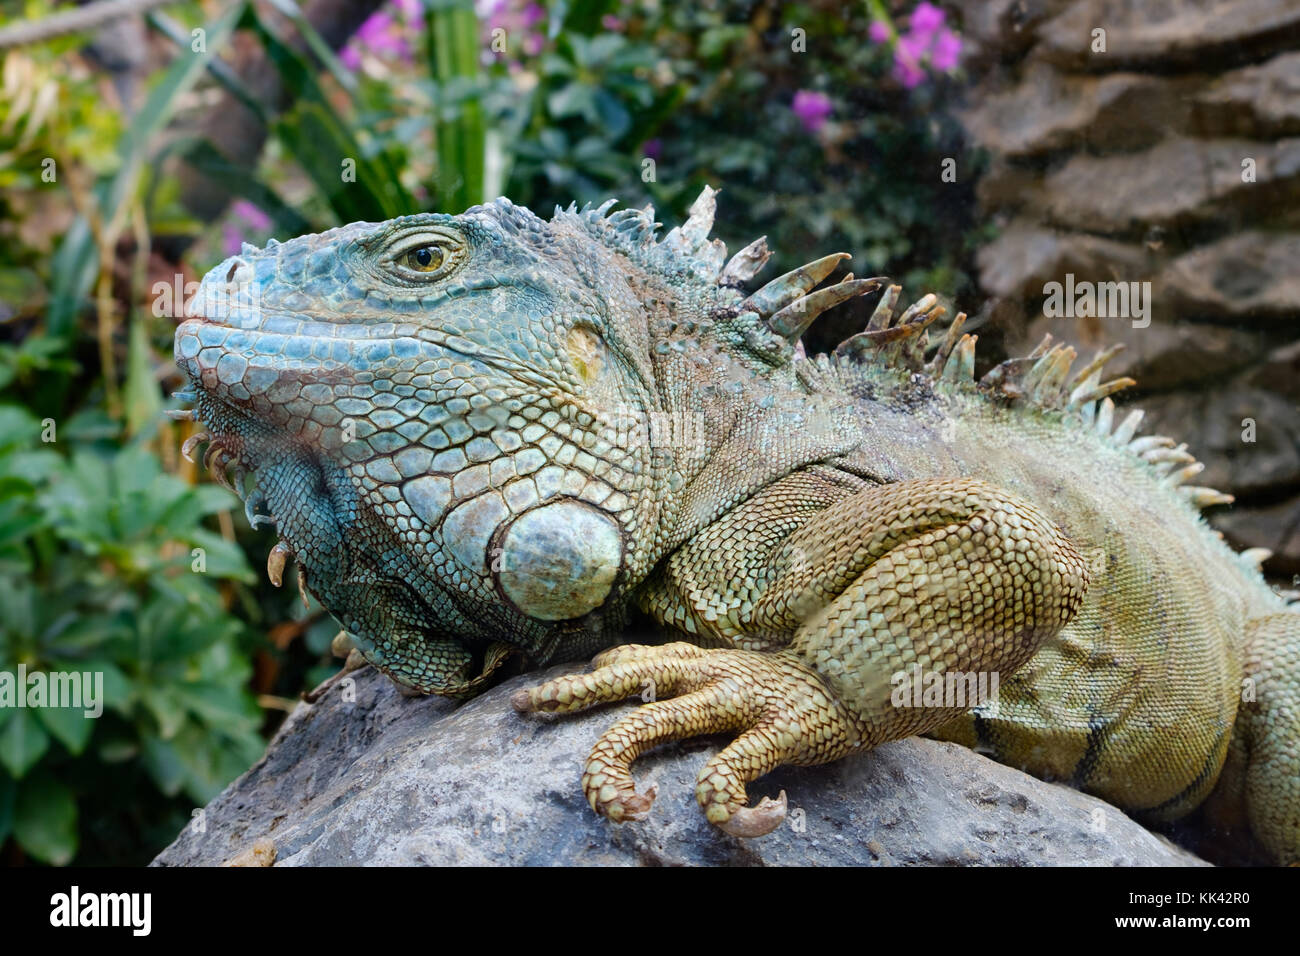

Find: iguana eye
404;245;445;272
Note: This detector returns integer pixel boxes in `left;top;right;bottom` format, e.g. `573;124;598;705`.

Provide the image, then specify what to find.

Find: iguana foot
512;642;864;835
302;644;368;703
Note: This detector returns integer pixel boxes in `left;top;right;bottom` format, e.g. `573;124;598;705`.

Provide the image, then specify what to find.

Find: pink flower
222;224;243;257
891;58;926;89
874;5;964;86
482;0;549;63
521;2;545;27
896;31;927;64
357;11;393;45
232;200;271;232
341;7;413;69
602;14;624;30
792;90;833;133
223;202;271;255
931;29;962;71
909;2;945;36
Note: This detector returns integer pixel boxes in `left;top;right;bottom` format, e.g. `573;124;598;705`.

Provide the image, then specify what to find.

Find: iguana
172;188;1299;863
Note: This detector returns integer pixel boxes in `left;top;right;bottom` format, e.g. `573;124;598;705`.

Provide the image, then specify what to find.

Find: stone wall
950;0;1300;576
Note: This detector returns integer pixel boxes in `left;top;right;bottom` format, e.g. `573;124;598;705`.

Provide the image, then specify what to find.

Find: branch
0;0;184;49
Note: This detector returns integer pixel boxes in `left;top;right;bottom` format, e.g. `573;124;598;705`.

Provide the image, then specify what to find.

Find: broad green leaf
15;774;78;866
0;709;50;778
140;736;186;797
35;706;94;756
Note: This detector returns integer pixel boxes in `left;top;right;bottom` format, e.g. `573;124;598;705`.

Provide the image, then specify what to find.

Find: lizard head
174;189;875;692
174;198;687;689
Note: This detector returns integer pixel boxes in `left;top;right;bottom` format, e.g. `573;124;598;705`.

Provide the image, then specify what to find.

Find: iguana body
173;188;1299;862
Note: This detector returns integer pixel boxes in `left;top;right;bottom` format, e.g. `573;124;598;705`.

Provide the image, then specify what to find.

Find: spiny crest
567;186;882;349
829;291;1234;513
569;188;1235;515
564;186;737;283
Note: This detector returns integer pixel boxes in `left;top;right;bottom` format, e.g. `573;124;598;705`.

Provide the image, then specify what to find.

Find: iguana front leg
514;474;1090;835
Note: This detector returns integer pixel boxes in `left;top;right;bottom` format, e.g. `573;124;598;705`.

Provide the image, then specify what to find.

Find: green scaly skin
174;188;1299;862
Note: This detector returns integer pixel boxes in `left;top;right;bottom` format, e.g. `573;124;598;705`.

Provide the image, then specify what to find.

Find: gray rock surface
154;664;1207;866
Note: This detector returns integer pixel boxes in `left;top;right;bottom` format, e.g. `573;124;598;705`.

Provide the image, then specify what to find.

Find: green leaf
14;774;78;866
0;709;50;779
35;705;95;756
139;736;186;797
140;685;188;739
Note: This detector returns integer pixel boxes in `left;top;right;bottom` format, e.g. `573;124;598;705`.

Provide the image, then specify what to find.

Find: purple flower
482;0;549;62
223;201;272;255
641;138;662;161
357;11;393;45
931;29;962;71
896;31;928;64
791;90;833;133
602;14;624;30
868;20;891;44
909;2;945;36
520;2;545;27
222;224;243;258
232;200;271;232
891;58;926;89
342;7;414;69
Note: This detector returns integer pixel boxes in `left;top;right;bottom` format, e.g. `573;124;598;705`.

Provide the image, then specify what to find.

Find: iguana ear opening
566;325;605;385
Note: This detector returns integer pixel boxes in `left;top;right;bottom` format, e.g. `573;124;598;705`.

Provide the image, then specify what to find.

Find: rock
976;224;1152;300
153;664;1208;866
1137;386;1300;495
1034;0;1300;69
1161;231;1300;321
1244;340;1300;400
1041;137;1300;235
1193;52;1300;139
948;0;1073;64
1213;496;1300;577
961;65;1194;157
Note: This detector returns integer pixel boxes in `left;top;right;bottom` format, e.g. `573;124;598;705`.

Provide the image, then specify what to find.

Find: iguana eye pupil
406;246;443;272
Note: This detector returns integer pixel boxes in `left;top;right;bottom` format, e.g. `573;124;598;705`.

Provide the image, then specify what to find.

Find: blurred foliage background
0;0;976;864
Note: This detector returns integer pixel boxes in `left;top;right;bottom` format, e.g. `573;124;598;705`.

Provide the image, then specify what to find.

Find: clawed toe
714;790;788;837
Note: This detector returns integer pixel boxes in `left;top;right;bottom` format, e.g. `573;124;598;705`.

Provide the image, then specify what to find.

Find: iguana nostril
226;258;252;285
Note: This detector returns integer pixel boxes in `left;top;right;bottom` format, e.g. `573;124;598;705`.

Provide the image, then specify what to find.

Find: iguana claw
716;790;787;837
